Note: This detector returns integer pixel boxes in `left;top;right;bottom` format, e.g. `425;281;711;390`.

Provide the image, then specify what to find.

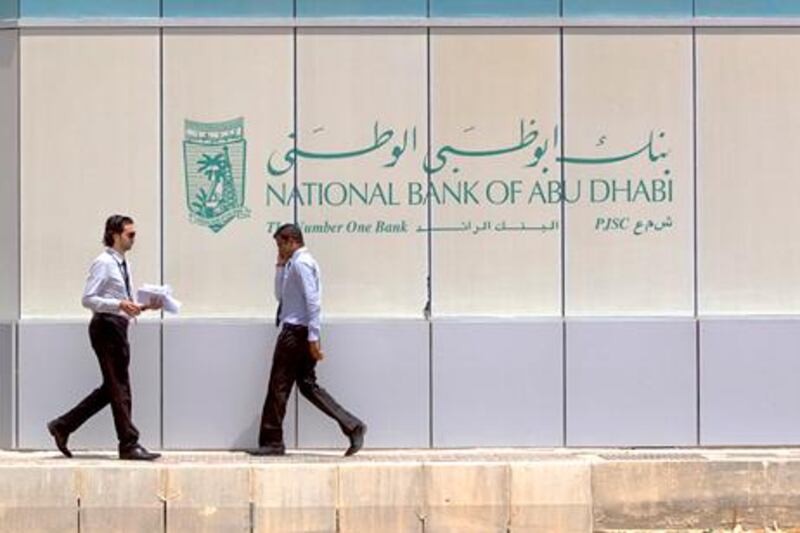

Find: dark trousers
54;313;140;450
259;324;362;447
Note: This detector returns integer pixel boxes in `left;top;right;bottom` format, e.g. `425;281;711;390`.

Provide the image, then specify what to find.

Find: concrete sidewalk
1;447;799;532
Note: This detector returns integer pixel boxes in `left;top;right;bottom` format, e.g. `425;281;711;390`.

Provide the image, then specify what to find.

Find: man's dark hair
273;223;304;245
103;214;134;247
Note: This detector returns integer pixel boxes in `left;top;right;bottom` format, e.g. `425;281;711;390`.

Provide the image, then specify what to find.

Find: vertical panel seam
16;28;20;321
158;25;165;450
560;27;567;447
14;28;19;449
692;25;701;446
292;29;298;225
426;27;433;448
292;26;299;449
13;321;18;448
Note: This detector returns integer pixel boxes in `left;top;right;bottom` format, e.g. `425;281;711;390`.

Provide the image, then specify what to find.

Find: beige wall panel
0;30;18;321
698;30;800;314
296;29;427;318
564;29;693;316
431;29;561;317
164;30;293;317
21;30;159;317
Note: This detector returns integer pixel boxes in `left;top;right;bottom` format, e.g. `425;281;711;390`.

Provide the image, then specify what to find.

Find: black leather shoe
119;444;161;461
344;424;366;457
47;420;72;458
248;445;285;456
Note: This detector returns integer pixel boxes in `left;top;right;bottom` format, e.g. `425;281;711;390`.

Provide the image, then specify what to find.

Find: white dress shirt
81;248;134;318
275;247;322;342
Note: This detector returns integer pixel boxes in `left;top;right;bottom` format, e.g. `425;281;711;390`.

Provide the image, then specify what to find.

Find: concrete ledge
592;451;800;530
510;460;592;532
424;461;510;532
79;464;163;533
164;464;251;531
253;463;337;533
1;449;800;531
0;464;78;532
338;462;423;532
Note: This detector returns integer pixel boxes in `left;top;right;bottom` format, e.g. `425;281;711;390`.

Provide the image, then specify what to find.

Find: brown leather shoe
47;420;72;458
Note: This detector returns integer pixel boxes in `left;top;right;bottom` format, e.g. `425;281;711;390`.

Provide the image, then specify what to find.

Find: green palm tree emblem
183;117;250;233
191;147;238;219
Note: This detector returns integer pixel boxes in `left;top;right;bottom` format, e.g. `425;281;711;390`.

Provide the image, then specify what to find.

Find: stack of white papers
136;284;182;314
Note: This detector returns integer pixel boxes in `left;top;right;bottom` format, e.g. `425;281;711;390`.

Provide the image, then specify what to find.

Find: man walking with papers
253;223;366;456
47;215;162;461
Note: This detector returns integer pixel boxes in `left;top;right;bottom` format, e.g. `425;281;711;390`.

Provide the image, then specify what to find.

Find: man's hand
119;300;142;317
141;297;163;312
276;251;288;267
309;341;325;362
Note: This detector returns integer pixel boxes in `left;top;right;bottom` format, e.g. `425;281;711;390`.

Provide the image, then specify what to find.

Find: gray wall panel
0;323;13;448
15;317;800;450
162;320;294;449
566;319;696;446
0;30;18;322
297;321;429;449
432;320;563;447
18;320;160;451
700;318;800;445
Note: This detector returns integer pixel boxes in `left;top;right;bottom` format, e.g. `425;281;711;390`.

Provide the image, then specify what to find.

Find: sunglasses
123;231;136;239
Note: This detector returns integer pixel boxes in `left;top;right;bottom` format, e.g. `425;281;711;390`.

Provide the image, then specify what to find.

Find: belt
93;313;130;327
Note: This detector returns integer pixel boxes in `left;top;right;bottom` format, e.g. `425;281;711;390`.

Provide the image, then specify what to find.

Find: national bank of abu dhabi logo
183;117;251;233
